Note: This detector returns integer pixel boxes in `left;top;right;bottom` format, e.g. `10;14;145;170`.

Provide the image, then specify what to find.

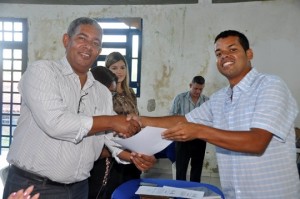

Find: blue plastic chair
111;178;225;199
154;142;176;163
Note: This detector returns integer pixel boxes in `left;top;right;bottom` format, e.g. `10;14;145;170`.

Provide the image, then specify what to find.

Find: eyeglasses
77;91;88;114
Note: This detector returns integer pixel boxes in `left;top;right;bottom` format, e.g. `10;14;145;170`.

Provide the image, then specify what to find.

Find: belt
10;165;73;187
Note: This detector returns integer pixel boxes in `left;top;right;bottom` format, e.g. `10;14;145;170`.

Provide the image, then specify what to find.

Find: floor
0;152;221;198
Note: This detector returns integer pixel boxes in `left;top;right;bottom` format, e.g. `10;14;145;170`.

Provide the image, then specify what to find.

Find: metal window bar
0;18;28;155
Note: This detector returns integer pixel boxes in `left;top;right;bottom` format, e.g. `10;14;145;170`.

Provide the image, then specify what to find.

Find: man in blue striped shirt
170;76;209;182
137;30;300;198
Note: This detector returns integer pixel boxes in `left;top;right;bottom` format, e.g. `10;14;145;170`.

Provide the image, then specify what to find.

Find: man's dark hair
90;66;118;88
214;30;249;52
67;17;102;37
192;76;205;85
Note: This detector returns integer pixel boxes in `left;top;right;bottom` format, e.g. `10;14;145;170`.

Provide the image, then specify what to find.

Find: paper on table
112;126;172;155
135;186;205;199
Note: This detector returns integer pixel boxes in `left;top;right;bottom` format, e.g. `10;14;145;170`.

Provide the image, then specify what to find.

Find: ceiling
0;0;265;5
0;0;198;5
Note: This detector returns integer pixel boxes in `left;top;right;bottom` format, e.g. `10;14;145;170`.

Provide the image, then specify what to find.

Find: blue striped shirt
186;68;300;199
169;91;209;115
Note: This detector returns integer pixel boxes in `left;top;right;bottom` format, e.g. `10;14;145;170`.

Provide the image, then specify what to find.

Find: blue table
111;178;225;199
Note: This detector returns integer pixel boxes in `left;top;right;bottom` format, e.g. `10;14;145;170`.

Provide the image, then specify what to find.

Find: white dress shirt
7;56;124;183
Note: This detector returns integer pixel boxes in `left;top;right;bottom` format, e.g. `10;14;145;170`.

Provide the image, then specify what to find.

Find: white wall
1;0;299;176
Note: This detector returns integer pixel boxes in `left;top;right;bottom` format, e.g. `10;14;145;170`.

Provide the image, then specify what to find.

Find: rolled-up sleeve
104;134;131;164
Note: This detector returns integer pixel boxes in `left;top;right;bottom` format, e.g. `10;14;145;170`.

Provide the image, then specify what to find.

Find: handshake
110;114;142;138
107;114;190;142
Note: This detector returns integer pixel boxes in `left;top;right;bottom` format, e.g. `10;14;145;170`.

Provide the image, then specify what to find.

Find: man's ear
97;48;102;56
246;48;253;60
62;33;70;48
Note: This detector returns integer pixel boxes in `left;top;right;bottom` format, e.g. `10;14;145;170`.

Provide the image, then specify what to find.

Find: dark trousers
3;165;88;199
175;140;206;182
88;157;141;199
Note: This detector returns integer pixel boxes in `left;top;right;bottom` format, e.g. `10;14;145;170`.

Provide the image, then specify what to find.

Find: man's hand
126;114;142;127
111;115;141;138
91;115;141;138
130;152;156;172
161;122;200;141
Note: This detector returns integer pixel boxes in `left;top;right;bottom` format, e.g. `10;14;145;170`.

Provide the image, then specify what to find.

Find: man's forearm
88;115;140;137
140;115;186;128
88;115;114;136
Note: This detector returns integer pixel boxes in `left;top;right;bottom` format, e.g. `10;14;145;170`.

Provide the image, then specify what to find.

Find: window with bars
94;18;142;97
0;18;28;155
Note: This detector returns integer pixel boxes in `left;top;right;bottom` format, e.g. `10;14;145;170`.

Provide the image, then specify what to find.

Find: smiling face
63;24;102;76
215;36;253;87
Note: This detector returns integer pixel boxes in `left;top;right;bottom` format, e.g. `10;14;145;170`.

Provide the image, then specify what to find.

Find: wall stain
31;18;66;60
152;64;174;111
204;160;210;169
204;160;218;173
147;99;156;112
211;166;219;173
198;58;209;76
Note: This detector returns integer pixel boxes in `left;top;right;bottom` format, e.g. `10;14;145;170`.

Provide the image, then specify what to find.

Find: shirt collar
59;56;96;89
225;67;258;97
60;56;74;76
235;67;258;92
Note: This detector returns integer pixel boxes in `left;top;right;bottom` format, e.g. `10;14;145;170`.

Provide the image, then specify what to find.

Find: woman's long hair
105;52;134;100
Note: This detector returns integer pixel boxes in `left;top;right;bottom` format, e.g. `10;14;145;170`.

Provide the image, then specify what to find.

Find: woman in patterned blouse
88;52;153;199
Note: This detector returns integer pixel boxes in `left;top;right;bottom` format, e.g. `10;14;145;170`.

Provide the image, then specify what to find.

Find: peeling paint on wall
147;99;156;112
152;64;175;111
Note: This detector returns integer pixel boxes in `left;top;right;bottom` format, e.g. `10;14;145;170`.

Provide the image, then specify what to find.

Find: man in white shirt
3;17;154;199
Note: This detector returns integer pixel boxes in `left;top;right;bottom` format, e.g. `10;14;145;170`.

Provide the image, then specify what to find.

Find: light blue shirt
169;91;209;115
186;68;300;199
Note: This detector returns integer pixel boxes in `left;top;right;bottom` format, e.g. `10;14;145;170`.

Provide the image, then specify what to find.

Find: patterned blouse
113;88;139;115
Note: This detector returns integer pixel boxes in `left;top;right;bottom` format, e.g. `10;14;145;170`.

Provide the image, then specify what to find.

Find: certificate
113;126;172;155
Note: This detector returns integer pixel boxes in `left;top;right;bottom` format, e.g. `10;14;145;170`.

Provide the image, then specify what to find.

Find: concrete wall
1;0;299;177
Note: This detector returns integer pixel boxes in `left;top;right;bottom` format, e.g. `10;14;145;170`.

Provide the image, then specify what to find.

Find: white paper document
113;126;172;155
135;185;205;199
